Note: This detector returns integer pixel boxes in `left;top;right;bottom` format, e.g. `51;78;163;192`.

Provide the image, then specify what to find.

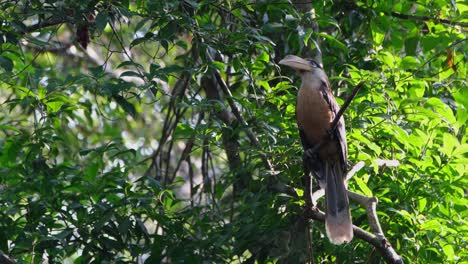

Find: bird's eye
308;60;321;69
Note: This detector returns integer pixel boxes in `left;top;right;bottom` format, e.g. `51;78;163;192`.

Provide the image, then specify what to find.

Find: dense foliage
0;0;466;263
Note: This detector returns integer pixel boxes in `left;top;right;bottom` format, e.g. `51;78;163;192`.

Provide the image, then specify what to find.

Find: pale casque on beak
278;55;313;72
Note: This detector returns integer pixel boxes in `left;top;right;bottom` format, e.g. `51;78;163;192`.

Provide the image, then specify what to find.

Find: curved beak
279;55;312;71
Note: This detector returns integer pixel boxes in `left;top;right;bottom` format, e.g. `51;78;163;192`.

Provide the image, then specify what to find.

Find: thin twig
188;156;194;207
390;11;468;28
331;81;364;131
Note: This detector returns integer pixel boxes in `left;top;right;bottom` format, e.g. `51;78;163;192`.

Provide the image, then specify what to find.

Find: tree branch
25;17;68;33
0;251;16;264
309;159;402;263
348;191;384;235
390;11;468;28
331;81;364;132
305;206;403;264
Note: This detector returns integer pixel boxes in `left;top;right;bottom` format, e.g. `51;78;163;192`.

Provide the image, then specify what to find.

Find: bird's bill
278;55;312;71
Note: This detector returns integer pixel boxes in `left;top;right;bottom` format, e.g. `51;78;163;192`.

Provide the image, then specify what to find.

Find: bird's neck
301;70;327;91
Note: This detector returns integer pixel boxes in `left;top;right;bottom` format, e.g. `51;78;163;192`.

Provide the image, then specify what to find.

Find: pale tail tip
325;218;354;245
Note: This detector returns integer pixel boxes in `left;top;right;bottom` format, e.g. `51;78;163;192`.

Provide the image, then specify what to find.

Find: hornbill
279;55;353;245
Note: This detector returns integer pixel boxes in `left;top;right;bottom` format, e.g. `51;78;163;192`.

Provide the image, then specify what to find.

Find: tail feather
325;163;353;245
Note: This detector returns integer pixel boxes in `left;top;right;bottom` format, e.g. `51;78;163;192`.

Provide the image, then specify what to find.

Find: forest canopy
0;0;466;263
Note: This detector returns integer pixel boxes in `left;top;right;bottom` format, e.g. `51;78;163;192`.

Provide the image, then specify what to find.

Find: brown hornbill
279;55;353;245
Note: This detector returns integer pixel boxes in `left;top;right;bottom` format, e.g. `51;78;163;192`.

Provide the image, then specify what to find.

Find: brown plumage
279;55;353;245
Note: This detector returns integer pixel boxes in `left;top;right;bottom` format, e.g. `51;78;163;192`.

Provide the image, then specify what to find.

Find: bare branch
311;188;324;205
25;17;68;33
0;251;16;264
348;192;384;235
346;161;366;181
346;159;400;181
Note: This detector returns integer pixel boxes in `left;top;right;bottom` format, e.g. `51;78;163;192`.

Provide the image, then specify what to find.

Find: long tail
325;162;353;245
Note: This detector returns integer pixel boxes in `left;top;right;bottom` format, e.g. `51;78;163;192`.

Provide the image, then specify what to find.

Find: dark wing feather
299;129;326;183
319;80;348;173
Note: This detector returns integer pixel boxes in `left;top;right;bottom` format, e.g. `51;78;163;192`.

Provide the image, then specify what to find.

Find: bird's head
279;55;322;72
279;55;326;82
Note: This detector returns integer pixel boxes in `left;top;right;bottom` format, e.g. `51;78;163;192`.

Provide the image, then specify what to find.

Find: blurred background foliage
0;0;466;263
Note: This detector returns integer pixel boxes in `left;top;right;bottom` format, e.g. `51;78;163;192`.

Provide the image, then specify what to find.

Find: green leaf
174;123;195;139
45;100;64;113
442;243;455;261
420;219;441;231
84;162;99;181
452;144;468;157
400;56;421;70
426;97;456;126
79;148;94;156
89;65;105;77
0;125;21;133
120;71;142;78
317;32;349;53
130;35;152;47
418;197;427;212
404;36;419;56
378;51;396;68
117;61;144;69
54;229;73;240
113;94;137;118
302;28;313;46
408;80;426;98
442;133;459;156
453;87;468;109
354;176;373;196
0;56;13;71
95;12;108;31
388;209;415;224
211;61;225;71
439;67;454;81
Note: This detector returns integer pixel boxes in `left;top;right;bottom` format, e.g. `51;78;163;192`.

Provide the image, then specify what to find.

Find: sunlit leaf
354;176;373;197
